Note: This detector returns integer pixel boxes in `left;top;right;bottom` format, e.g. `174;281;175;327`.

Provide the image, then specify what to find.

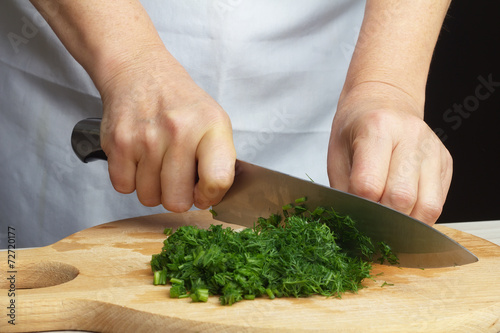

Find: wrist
94;42;185;96
340;64;428;114
337;81;424;121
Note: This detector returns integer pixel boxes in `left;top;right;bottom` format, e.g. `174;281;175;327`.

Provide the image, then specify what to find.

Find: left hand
327;82;453;225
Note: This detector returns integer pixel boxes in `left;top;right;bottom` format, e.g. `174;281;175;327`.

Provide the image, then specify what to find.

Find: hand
28;0;236;212
327;82;453;225
98;46;236;212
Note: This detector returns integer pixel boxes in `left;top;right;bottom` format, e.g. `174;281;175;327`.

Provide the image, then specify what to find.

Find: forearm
342;0;451;114
29;0;183;92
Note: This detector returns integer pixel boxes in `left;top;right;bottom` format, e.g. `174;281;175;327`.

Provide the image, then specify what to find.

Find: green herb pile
150;198;398;305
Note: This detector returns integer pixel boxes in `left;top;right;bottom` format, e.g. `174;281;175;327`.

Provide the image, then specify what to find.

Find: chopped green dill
170;278;184;285
381;281;394;287
265;288;275;300
153;268;167;285
294;196;307;203
377;242;399;265
169;283;187;298
209;209;217;218
151;199;398;305
190;288;209;302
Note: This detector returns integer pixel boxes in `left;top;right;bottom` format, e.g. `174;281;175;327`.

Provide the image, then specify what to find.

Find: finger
409;160;442;225
380;145;421;216
135;139;164;207
327;135;351;192
348;134;393;203
194;127;236;209
103;126;137;194
160;143;197;213
107;154;137;194
409;145;452;224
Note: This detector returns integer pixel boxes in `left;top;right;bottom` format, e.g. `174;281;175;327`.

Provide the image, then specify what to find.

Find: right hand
98;45;236;212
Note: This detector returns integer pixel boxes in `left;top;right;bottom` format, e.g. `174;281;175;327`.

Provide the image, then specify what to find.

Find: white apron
0;0;365;247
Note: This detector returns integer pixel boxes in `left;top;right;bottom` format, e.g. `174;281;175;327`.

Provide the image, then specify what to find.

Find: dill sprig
150;200;398;305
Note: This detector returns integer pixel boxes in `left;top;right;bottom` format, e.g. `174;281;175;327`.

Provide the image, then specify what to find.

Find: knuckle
211;171;234;191
105;124;134;154
356;109;393;134
161;112;184;138
200;180;230;204
349;175;385;202
385;186;417;211
417;201;443;223
140;126;162;153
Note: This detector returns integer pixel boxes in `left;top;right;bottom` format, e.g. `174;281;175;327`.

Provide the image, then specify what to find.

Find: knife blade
71;118;478;268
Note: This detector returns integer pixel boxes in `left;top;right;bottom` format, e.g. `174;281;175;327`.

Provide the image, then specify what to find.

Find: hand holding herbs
150;199;398;306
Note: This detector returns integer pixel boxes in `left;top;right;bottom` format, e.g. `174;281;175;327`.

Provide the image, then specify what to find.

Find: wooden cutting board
1;211;499;333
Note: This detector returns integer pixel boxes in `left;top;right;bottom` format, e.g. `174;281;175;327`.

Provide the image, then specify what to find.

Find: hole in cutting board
1;261;79;289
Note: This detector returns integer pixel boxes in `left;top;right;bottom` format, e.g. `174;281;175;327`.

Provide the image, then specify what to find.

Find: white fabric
0;0;365;248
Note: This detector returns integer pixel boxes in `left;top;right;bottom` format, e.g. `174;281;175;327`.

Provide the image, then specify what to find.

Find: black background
425;1;500;222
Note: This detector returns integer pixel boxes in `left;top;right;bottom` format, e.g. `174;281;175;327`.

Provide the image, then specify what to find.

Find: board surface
1;210;499;333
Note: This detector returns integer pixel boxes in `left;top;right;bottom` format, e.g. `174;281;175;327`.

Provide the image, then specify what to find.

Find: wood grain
1;210;499;333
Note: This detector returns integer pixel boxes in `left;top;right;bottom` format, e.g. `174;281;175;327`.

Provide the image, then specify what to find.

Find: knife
71;118;478;268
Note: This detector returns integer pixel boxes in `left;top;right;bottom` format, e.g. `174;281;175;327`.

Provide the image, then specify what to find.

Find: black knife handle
71;118;107;162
